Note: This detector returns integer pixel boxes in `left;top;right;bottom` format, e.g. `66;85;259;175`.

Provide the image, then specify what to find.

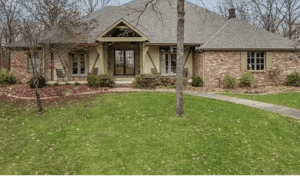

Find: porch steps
115;81;133;88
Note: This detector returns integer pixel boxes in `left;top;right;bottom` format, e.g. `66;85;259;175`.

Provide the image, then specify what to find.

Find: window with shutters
247;52;265;71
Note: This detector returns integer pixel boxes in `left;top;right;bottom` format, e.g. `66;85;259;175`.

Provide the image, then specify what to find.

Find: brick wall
193;51;300;87
10;51;51;84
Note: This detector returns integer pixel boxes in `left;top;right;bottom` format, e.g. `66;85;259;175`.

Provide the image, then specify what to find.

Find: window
247;52;265;71
114;50;135;75
71;53;87;76
27;52;42;71
162;52;177;76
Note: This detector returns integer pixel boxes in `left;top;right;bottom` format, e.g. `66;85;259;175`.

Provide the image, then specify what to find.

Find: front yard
0;92;300;174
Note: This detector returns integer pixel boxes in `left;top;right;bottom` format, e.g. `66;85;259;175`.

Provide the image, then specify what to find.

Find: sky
117;0;218;11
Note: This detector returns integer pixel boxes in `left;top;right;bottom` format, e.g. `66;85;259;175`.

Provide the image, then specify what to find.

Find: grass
221;92;300;110
1;92;300;174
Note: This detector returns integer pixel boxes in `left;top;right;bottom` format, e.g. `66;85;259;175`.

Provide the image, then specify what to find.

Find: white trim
161;51;177;76
247;51;265;71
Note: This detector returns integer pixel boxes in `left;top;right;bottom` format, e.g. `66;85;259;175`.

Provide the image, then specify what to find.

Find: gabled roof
84;0;228;44
200;18;299;50
96;18;149;42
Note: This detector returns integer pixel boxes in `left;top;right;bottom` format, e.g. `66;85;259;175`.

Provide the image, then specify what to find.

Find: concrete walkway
145;89;300;120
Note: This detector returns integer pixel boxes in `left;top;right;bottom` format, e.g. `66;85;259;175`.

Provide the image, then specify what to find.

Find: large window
27;52;42;71
114;50;135;75
71;53;87;76
162;52;177;76
247;52;265;71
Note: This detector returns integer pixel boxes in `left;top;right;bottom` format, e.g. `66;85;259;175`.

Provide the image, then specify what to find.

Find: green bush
74;82;80;86
222;74;237;89
0;69;17;85
132;74;157;89
87;74;115;88
239;72;258;88
285;71;300;87
54;83;59;86
191;76;203;87
28;76;46;88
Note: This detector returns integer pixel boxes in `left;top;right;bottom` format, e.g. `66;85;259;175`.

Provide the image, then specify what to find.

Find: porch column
96;43;105;74
140;42;149;74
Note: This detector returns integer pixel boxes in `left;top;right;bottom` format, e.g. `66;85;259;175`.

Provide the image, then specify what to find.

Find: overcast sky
117;0;218;11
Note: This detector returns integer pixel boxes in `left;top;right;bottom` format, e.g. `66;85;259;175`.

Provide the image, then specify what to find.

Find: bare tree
175;0;185;116
0;0;23;69
215;0;261;26
10;7;96;113
279;0;300;39
19;0;75;30
81;0;119;14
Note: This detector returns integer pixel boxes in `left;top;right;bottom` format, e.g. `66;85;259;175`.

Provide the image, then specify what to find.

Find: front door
114;50;135;75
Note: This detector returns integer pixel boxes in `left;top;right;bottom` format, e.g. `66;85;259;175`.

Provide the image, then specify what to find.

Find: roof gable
96;18;149;42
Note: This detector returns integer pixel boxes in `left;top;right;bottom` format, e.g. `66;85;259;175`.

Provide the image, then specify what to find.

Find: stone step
114;77;135;82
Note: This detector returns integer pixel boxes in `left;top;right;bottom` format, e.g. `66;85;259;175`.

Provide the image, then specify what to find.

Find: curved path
145;89;300;120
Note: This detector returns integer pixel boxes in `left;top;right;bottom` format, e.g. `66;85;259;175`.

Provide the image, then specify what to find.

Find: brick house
5;0;300;87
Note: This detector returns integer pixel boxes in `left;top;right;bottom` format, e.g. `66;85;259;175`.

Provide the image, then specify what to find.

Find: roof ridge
231;18;295;43
201;19;231;48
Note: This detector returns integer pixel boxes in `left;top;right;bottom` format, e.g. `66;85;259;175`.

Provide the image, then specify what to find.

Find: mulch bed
2;84;105;98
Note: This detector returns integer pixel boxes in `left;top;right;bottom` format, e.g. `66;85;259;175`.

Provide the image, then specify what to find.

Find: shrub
132;74;157;89
222;74;237;89
54;83;59;86
160;76;176;87
0;69;17;85
191;76;203;87
74;82;80;86
87;74;115;88
285;71;300;87
239;72;258;88
28;76;46;88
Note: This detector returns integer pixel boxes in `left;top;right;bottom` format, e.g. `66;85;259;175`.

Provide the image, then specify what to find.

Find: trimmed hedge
285;71;300;87
0;69;17;85
87;74;115;88
132;74;158;89
28;76;46;88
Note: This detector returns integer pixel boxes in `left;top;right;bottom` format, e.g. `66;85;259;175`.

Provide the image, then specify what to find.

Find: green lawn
1;92;300;175
221;92;300;110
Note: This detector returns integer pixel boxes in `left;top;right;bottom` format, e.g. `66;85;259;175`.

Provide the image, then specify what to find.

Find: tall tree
0;0;23;69
19;0;74;30
175;0;185;116
81;0;118;14
280;0;300;39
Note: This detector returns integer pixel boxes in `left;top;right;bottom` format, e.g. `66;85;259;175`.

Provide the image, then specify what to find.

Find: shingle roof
84;0;228;44
200;18;299;50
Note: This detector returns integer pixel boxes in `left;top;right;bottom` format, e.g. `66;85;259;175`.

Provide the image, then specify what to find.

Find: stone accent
10;51;52;84
193;51;300;87
10;51;32;83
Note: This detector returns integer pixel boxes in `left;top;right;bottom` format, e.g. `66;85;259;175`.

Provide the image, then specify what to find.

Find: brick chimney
228;8;236;19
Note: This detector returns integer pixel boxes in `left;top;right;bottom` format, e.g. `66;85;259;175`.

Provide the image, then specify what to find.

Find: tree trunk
35;76;43;113
175;0;185;117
